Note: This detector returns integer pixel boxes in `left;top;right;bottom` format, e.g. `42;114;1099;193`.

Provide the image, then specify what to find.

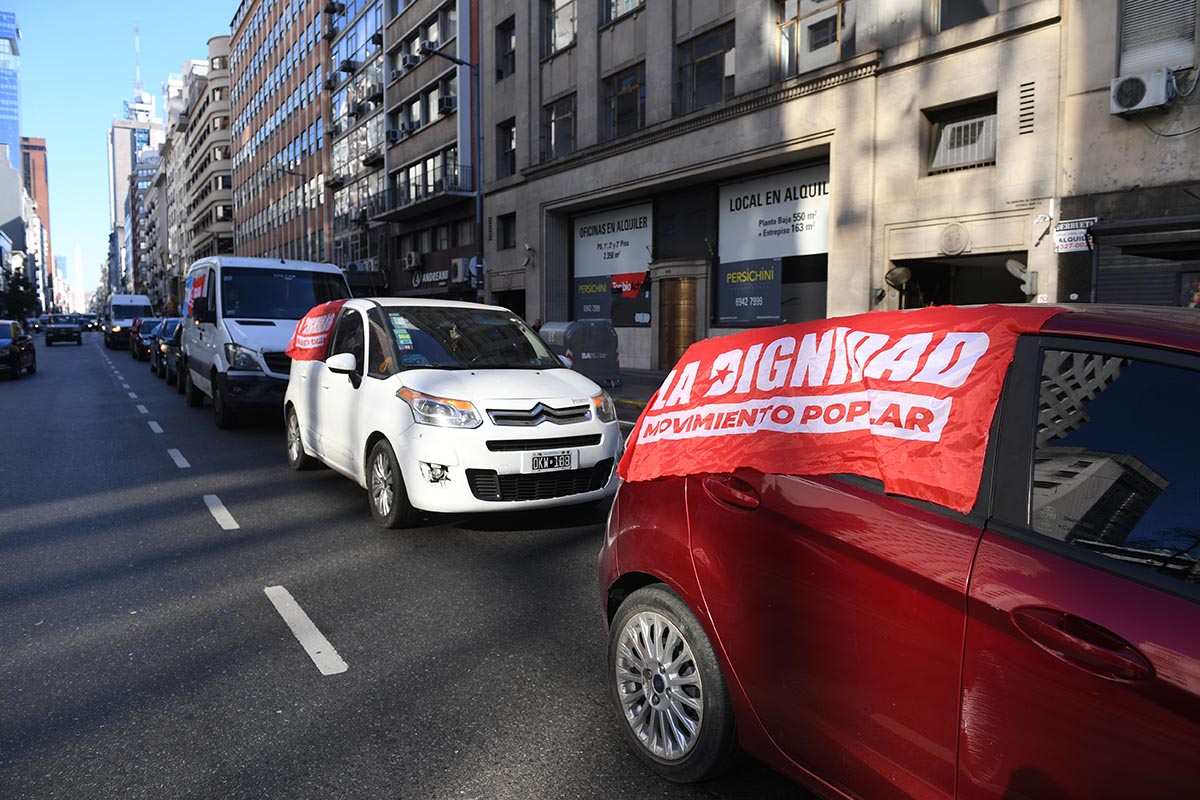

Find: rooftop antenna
134;20;143;97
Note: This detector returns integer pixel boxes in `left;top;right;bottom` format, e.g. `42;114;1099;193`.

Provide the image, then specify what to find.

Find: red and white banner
617;305;1062;512
286;300;347;361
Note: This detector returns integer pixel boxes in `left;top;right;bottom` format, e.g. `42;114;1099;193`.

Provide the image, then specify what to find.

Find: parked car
129;317;161;361
149;318;181;378
43;313;82;346
0;320;36;378
162;322;185;391
599;304;1200;798
285;298;622;528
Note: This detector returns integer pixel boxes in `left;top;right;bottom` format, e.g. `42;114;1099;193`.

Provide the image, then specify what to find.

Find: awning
1090;214;1200;261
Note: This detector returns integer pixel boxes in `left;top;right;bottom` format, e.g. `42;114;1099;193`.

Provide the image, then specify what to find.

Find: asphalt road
0;334;810;800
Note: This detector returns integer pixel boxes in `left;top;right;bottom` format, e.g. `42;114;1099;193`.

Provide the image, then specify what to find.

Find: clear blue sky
12;1;236;299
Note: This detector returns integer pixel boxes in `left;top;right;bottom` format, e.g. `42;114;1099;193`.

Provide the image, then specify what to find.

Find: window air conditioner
386;128;402;144
403;251;422;270
400;53;421;71
419;40;438;54
437;95;457;114
1110;68;1175;116
450;258;470;284
403;120;421;134
339;58;359;74
390;68;403;82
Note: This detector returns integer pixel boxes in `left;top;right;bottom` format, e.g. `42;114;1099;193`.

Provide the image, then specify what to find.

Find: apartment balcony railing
371;162;475;223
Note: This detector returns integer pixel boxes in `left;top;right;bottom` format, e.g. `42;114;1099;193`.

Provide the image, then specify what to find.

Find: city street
0;334;809;800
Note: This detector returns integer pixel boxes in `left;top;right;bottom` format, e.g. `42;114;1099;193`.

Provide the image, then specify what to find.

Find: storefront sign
1053;217;1097;253
717;258;782;324
411;268;449;289
617;305;1063;513
573;204;653;326
718;165;831;263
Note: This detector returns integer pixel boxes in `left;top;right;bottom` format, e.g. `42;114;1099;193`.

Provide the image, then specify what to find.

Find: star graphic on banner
711;365;733;384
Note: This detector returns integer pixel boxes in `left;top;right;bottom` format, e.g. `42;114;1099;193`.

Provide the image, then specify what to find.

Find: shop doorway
659;277;697;368
888;253;1030;307
492;289;527;320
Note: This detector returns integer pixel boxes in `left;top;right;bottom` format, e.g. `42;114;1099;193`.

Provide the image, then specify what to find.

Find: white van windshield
221;267;350;320
111;305;154;319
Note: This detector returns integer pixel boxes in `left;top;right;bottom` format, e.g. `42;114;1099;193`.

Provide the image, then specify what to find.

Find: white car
284;298;623;527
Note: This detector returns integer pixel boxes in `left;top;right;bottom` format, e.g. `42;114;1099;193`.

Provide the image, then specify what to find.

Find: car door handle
1012;606;1154;682
702;475;761;510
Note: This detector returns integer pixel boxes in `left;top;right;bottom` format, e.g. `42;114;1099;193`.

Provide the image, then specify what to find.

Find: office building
19;136;50;281
184;36;235;262
107;92;165;292
0;12;18;176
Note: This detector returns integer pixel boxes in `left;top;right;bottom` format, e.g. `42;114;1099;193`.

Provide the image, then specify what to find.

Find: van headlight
592;391;616;423
225;343;262;371
396;387;482;429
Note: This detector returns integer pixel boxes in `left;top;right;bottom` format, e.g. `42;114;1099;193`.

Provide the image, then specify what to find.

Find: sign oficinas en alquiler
617;305;1062;512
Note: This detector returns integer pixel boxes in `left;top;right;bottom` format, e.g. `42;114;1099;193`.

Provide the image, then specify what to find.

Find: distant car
44;314;82;346
162;322;186;391
24;316;40;333
149;318;181;378
129;318;161;361
599;304;1200;797
0;320;36;378
81;313;100;331
285;298;622;528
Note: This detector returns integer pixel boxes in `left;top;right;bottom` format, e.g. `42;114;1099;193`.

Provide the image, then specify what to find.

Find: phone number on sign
734;296;764;307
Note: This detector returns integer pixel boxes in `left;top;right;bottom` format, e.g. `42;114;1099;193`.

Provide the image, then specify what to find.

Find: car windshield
385;307;561;370
139;319;162;333
48;315;74;324
112;304;153;319
220;267;349;320
159;320;180;337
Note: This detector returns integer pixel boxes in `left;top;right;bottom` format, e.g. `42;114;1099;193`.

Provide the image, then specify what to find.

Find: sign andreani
617;305;1062;513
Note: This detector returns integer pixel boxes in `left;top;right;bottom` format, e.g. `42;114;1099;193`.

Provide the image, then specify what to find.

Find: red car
600;305;1200;798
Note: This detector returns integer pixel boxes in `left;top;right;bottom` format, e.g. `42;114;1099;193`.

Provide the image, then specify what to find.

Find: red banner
286;300;348;361
617;305;1062;513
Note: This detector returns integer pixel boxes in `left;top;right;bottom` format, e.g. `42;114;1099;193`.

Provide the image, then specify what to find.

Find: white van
180;257;351;428
104;293;155;350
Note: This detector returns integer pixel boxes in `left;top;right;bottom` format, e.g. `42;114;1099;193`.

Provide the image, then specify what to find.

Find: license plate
531;450;573;472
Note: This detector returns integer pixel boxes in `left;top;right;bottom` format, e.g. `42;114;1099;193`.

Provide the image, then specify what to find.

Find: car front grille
486;403;592;426
466;459;614;502
485;435;602;452
263;352;292;375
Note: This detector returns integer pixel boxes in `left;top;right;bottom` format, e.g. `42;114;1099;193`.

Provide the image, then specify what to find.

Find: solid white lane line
263;586;348;676
128;392;138;399
167;449;191;469
203;494;239;530
148;421;163;434
136;404;149;414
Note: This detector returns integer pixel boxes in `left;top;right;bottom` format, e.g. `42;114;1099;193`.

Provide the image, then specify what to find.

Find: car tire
608;584;739;784
212;374;238;429
184;364;204;408
367;439;419;529
286;408;319;470
10;355;22;379
26;354;36;374
175;365;185;394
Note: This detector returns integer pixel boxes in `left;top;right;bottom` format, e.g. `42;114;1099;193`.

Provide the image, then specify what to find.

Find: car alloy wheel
286;409;318;470
609;585;738;783
367;439;417;529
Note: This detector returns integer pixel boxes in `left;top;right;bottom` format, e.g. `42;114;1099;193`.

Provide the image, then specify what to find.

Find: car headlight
592;391;616;423
0;346;9;356
396;387;482;429
224;343;262;371
112;326;122;333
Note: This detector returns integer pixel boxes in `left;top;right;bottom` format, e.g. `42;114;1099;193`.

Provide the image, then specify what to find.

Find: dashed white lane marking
263;586;348;676
136;405;148;414
203;494;239;530
122;383;130;389
128;392;138;399
167;449;191;469
148;421;163;434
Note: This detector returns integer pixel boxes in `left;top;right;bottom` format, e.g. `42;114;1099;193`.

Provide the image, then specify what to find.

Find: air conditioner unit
323;25;338;41
419;40;438;54
400;53;421;71
329;122;342;136
403;120;421;134
324;75;339;90
403;251;422;270
362;148;383;165
339;58;359;74
450;257;470;284
437;95;457;114
1110;68;1175;116
386;128;403;144
356;207;369;223
390;68;403;82
367;83;383;101
324;1;346;14
371;31;383;46
327;173;346;188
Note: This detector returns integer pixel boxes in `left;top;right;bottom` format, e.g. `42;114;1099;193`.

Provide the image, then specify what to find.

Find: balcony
372;163;475;223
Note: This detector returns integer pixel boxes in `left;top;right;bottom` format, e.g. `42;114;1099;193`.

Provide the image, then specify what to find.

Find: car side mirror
326;352;358;374
558;354;573;368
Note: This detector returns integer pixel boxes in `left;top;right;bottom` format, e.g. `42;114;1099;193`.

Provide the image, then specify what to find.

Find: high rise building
184;36;234;262
107;91;164;292
19;136;49;279
0;12;19;176
156;59;209;306
230;0;330;263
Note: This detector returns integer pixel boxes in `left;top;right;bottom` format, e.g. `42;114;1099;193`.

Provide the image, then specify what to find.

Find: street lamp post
274;165;310;262
419;43;484;291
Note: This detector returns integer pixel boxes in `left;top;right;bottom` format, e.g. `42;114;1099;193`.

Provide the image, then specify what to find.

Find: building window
497;213;517;250
542;0;576;57
927;98;997;175
497;16;516;80
497;118;517;178
602;63;645;140
678;23;735;115
777;0;856;79
939;0;998;32
1119;0;1198;74
603;0;643;25
542;94;575;161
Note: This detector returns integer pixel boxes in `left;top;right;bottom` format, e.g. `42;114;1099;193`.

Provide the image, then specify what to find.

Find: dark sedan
0;320;37;379
601;304;1200;798
129;318;162;361
44;314;83;346
149;318;182;379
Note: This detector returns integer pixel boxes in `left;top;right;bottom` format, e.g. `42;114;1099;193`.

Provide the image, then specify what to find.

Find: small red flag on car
286;299;348;361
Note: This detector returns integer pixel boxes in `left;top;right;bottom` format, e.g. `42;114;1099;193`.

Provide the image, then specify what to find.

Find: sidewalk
609;368;669;410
